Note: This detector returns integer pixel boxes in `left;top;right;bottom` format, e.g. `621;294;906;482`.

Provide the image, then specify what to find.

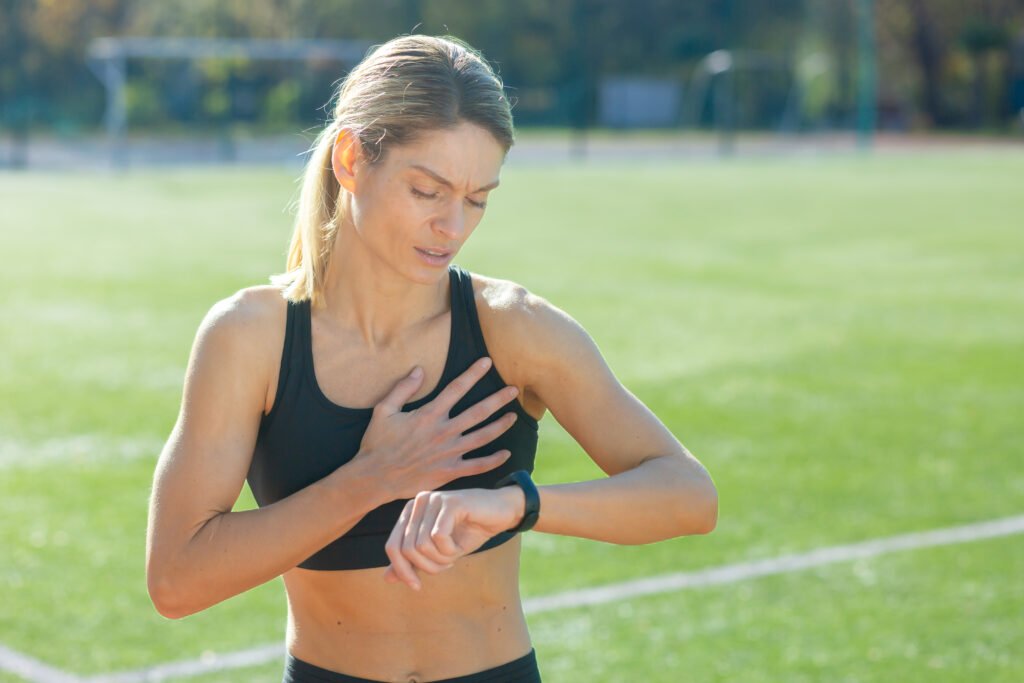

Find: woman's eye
411;187;438;200
411;186;485;209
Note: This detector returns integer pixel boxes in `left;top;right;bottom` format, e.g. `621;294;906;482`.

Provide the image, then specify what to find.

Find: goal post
86;37;373;166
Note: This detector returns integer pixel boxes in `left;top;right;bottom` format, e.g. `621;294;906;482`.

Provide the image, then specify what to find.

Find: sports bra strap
268;297;306;420
451;265;492;361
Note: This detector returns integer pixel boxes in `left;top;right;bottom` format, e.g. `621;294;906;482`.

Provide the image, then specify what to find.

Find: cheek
405;195;449;228
350;187;406;228
352;194;437;249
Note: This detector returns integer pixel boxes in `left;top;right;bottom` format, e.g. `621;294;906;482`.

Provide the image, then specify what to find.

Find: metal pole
100;55;128;167
570;0;589;161
715;69;736;157
856;0;877;150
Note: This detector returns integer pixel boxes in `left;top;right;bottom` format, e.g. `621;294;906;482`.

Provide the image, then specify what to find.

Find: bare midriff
282;537;532;682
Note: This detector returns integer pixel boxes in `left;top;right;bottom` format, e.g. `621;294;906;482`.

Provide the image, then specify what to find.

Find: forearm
149;461;385;618
530;455;718;545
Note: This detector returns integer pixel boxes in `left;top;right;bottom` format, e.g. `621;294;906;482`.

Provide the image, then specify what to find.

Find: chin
401;261;452;287
406;249;458;283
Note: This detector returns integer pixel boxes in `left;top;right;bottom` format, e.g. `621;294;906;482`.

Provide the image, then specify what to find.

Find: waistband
283;648;540;683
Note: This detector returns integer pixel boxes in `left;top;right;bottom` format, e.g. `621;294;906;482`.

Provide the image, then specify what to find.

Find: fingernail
411;366;423;378
479;357;492;369
412;581;421;591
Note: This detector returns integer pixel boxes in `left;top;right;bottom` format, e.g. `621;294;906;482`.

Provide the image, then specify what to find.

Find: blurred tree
3;0;1023;137
0;0;34;166
879;0;1023;128
0;0;131;164
960;17;1011;127
909;0;954;125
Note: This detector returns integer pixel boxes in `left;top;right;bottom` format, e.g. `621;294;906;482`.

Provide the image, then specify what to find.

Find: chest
310;311;453;410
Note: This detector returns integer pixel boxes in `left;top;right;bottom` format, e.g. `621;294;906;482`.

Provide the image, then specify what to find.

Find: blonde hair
271;34;515;307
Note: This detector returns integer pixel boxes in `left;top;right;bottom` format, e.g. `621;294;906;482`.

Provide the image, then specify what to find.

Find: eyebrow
409;164;500;193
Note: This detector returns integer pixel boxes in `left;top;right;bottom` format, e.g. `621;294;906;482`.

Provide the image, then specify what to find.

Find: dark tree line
1;0;1022;140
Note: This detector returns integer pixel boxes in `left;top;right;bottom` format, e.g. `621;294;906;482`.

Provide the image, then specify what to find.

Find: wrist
492;470;540;533
328;456;393;512
497;485;526;529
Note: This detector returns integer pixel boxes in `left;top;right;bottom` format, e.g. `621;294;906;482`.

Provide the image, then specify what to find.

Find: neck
320;229;450;350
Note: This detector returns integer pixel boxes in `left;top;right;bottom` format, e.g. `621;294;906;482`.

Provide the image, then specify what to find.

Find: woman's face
346;121;506;285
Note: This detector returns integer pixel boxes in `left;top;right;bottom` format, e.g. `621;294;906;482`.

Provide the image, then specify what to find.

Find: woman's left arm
382;284;717;587
507;289;718;544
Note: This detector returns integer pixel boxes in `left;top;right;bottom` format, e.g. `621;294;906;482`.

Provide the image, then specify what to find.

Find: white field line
84;646;285;683
0;435;165;470
3;513;1024;683
0;645;80;683
521;512;1024;614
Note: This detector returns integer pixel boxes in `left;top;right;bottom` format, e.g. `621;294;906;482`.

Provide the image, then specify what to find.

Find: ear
331;128;362;194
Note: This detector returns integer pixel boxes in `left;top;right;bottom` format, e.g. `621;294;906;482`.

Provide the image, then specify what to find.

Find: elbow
147;567;198;620
683;479;718;536
651;454;719;538
697;488;718;534
696;481;718;534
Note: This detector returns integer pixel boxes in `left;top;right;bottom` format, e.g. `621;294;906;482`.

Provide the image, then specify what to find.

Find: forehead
383;122;505;189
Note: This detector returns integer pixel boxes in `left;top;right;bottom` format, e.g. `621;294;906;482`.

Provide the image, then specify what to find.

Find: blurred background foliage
1;0;1023;138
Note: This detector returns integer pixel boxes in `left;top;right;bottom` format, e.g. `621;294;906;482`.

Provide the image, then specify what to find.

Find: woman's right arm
145;290;378;618
146;289;518;619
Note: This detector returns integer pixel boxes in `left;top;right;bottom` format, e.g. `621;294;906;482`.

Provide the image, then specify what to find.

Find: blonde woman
146;34;718;683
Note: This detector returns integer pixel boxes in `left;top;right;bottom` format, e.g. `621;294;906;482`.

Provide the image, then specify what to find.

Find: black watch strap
493;470;540;533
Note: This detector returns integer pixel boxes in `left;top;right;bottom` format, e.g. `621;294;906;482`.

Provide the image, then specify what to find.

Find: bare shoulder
193;284;288;415
198;285;287;351
470;270;564;325
469;272;588;353
467;272;537;320
468;272;590;419
204;284;286;327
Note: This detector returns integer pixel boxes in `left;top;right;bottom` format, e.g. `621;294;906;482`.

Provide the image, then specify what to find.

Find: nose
433;200;467;240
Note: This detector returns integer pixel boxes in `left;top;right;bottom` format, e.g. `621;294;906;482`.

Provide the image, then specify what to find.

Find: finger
429;357;492;415
456;412;518;453
431;506;463;558
415;497;458;565
385;501;421;590
383;565;424;583
450;385;520;435
401;494;455;575
384;502;418;587
376;366;425;416
454;449;513;478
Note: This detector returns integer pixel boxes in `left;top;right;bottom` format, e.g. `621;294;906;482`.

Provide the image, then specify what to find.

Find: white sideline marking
521;513;1024;614
0;645;80;683
0;435;164;470
83;645;285;682
3;513;1023;682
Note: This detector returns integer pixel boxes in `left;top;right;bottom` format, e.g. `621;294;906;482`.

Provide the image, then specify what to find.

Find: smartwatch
493;470;540;533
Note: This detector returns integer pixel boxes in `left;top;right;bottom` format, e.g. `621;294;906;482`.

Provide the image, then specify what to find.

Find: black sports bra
246;265;539;570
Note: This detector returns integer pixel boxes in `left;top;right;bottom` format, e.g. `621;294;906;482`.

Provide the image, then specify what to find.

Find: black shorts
282;648;541;683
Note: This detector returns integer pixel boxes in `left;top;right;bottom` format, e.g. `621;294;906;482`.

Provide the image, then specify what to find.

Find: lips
414;246;455;266
416;247;452;258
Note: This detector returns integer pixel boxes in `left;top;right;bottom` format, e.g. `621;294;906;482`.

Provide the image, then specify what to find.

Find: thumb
376;366;425;415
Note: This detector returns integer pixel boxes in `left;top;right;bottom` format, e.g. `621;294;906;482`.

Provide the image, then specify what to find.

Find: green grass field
1;151;1022;682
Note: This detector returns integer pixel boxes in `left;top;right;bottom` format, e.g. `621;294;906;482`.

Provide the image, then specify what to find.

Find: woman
146;34;718;683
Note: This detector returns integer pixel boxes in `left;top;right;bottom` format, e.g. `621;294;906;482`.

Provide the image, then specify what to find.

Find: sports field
1;150;1022;682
